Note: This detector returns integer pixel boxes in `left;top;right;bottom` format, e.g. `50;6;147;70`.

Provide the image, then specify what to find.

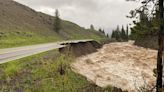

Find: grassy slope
0;50;112;92
0;0;107;48
0;1;110;91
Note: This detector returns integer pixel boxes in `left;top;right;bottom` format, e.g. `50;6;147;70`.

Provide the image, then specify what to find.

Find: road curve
0;39;93;64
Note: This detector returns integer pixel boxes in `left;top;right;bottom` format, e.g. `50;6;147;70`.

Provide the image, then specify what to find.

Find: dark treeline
111;25;129;41
98;28;105;34
90;24;109;37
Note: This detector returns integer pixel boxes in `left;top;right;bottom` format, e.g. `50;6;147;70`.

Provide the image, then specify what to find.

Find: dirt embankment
59;41;127;92
59;41;102;57
134;35;164;50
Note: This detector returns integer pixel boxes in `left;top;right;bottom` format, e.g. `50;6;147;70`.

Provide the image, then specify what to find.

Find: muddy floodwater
71;41;157;92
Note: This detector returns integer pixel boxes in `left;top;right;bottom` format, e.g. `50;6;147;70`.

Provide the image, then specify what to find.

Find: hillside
134;35;158;50
0;0;106;48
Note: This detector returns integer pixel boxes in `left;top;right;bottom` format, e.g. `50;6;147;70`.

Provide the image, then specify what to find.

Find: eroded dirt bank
134;35;164;50
72;41;157;92
59;41;102;57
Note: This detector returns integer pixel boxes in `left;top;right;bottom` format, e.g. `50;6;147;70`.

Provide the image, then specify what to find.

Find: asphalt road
0;39;93;64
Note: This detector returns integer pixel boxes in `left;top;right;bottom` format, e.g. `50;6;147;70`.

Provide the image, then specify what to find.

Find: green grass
0;31;107;49
0;15;108;49
0;50;112;92
0;31;62;48
0;0;108;49
0;30;108;49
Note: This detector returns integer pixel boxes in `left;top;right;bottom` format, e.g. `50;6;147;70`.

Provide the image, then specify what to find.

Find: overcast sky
14;0;140;33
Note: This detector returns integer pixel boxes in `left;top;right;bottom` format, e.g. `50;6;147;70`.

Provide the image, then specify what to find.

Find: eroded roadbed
72;41;157;92
0;39;93;64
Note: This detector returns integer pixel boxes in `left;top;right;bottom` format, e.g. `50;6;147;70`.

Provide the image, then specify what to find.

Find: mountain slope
0;0;106;48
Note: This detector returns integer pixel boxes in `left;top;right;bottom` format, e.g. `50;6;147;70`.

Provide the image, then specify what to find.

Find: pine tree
90;24;95;31
102;29;105;34
98;28;101;32
111;30;115;38
121;25;126;40
106;34;109;38
130;11;151;39
127;0;163;90
54;9;61;33
115;26;121;41
126;24;129;40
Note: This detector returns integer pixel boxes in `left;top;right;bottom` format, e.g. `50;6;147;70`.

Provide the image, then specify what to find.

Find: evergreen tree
98;28;106;36
126;25;129;40
111;30;115;38
98;28;102;33
130;11;153;39
102;29;105;34
90;24;95;31
112;25;129;41
115;26;121;41
121;25;126;40
54;9;61;33
106;34;109;38
127;0;163;90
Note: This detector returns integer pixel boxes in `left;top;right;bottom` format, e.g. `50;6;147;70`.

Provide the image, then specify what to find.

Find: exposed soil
72;41;157;92
134;35;164;50
59;41;102;57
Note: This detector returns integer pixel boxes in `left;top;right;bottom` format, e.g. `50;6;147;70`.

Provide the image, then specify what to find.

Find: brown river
72;41;157;92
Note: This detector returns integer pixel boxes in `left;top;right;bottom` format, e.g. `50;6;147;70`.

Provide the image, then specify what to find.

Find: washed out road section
0;39;93;64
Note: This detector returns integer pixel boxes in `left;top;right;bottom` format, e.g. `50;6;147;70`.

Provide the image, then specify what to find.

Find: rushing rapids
72;41;157;92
